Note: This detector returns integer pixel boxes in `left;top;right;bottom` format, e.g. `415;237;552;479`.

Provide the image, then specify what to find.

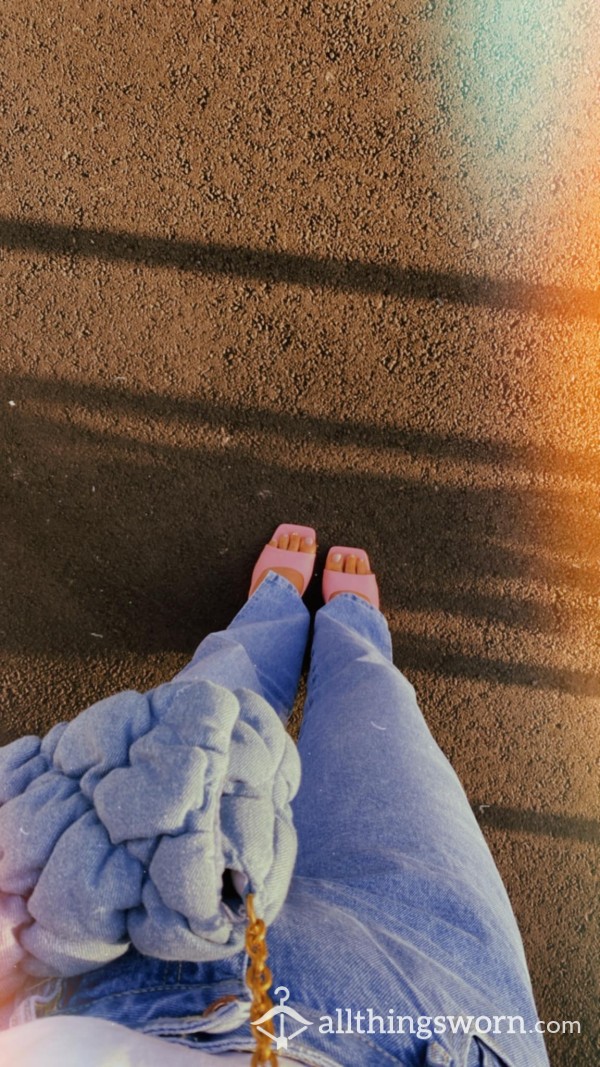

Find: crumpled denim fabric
2;573;550;1067
0;592;301;1001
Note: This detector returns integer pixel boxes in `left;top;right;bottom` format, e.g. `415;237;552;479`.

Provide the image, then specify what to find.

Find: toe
278;533;290;550
301;536;316;554
289;532;300;552
345;554;357;574
327;551;344;572
357;557;369;575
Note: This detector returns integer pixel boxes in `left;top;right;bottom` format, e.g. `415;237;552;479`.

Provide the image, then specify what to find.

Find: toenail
304;536;314;545
332;553;342;562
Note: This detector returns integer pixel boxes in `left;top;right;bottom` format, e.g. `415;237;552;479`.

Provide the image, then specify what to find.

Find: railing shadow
1;216;599;319
3;370;598;484
2;373;598;702
474;803;600;845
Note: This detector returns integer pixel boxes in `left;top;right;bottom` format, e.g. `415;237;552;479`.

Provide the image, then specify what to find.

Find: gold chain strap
245;893;278;1066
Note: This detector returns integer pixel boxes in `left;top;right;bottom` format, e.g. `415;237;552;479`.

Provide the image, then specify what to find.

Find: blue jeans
36;574;549;1067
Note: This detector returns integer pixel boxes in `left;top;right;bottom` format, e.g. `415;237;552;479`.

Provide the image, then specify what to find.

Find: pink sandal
249;524;317;597
322;546;380;608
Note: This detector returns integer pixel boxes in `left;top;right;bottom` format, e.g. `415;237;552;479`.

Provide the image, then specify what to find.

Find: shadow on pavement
2;374;598;701
473;803;600;845
1;215;599;319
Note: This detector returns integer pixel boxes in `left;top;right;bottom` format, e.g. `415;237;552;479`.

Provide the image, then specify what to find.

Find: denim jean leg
292;593;533;978
171;571;311;722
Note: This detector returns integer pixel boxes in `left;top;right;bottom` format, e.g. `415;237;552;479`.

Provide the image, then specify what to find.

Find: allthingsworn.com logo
251;989;580;1051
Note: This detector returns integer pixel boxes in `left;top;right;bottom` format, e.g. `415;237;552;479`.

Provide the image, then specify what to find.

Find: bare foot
249;532;317;597
325;550;373;603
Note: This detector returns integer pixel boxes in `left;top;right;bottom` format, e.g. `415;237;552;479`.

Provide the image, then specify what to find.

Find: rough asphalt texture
1;3;599;1064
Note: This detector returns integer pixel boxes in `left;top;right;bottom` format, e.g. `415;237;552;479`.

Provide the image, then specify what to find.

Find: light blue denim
19;573;549;1067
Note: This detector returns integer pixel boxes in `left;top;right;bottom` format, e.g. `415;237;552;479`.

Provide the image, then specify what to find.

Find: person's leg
172;530;316;719
292;584;533;978
172;571;310;721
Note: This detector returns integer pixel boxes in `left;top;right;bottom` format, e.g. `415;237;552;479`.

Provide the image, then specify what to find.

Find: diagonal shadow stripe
473;803;600;844
1;216;598;319
394;636;600;698
2;369;598;483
